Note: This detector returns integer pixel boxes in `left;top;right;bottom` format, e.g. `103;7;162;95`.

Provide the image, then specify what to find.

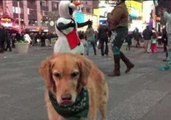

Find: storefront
0;15;21;33
24;26;48;33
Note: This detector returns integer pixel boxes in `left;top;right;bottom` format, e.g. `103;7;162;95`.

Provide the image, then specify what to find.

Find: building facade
0;0;97;30
0;0;59;30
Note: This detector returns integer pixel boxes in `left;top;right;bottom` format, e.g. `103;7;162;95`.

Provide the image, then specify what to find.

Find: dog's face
39;53;91;106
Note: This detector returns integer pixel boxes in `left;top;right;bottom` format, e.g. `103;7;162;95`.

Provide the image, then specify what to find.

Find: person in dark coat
5;30;12;51
162;27;169;61
40;32;46;47
15;32;22;42
107;0;134;76
0;27;7;53
133;27;142;47
125;32;133;50
98;24;109;56
142;26;153;53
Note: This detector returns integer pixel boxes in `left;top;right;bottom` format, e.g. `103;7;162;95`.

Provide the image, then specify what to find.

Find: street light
17;0;21;33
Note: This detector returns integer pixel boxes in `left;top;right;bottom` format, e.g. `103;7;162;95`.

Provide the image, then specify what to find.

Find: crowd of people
0;27;57;53
77;0;171;75
77;23;109;57
0;0;170;74
0;26;13;53
126;26;167;54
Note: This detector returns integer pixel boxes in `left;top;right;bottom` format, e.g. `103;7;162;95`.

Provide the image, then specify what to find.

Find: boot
120;52;134;73
108;55;120;76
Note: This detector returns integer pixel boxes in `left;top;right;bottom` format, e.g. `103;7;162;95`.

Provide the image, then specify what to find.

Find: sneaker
160;65;170;71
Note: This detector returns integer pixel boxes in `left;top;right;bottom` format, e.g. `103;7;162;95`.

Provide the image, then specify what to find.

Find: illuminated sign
74;11;85;23
1;17;12;22
126;1;143;18
0;16;17;28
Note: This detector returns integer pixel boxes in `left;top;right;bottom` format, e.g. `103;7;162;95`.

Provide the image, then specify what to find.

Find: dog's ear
77;55;92;86
39;56;54;90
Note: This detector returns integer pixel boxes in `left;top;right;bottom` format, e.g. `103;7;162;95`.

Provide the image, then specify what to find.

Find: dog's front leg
87;91;97;120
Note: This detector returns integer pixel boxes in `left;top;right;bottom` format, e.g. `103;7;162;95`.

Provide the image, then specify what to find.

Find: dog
39;53;108;120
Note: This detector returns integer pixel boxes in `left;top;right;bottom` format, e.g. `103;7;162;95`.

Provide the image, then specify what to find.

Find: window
12;6;21;14
53;3;58;9
28;19;37;25
40;1;47;7
27;8;30;14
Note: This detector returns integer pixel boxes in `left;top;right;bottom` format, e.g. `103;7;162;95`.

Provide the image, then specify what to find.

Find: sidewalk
92;46;171;120
0;46;171;120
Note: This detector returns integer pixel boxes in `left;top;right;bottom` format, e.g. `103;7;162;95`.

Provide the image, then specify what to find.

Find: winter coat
107;2;128;30
143;28;153;40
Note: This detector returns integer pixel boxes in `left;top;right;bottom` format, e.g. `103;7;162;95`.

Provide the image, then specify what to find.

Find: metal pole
17;1;21;33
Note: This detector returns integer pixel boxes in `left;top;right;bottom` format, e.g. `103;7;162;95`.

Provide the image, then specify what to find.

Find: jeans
100;41;108;56
111;27;128;55
86;41;96;55
168;34;171;62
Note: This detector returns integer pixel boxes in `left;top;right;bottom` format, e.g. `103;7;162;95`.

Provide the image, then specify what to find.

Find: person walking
133;28;142;48
150;33;158;53
98;24;109;56
107;0;134;76
85;23;96;56
0;26;7;53
5;30;12;52
142;25;153;53
160;7;171;71
125;32;133;51
162;27;169;61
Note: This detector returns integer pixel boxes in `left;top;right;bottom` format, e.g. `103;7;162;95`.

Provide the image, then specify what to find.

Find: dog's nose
61;94;72;101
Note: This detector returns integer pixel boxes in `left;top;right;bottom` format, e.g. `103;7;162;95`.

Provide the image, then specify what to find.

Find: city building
0;0;98;32
0;0;59;32
3;0;166;33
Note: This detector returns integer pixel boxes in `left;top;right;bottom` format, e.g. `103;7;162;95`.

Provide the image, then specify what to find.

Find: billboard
126;1;143;18
74;11;98;31
74;11;85;23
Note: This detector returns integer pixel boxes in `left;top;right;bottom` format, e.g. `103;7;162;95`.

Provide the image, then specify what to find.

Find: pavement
0;45;171;120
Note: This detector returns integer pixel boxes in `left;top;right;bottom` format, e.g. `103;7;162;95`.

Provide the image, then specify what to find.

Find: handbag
97;41;101;49
65;29;80;49
56;23;80;49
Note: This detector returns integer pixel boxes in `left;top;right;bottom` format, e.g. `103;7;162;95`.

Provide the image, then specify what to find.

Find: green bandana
48;88;89;120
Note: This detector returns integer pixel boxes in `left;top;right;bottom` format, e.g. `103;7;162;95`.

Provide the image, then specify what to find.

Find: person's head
58;1;76;18
120;0;126;2
114;0;126;4
146;25;149;29
88;22;92;28
152;33;157;39
114;0;126;2
135;27;139;32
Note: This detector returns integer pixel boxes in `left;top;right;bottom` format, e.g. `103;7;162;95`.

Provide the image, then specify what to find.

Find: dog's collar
48;88;89;119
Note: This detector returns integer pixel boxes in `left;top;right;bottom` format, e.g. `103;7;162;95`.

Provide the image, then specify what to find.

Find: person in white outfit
54;0;92;54
24;33;32;44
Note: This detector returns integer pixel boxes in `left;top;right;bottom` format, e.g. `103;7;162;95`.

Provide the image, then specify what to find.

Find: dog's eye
53;72;61;78
71;71;79;78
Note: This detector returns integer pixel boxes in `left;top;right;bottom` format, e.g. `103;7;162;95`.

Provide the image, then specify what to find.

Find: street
0;46;171;120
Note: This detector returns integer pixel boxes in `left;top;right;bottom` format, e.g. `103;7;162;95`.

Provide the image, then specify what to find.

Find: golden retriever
39;53;108;120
